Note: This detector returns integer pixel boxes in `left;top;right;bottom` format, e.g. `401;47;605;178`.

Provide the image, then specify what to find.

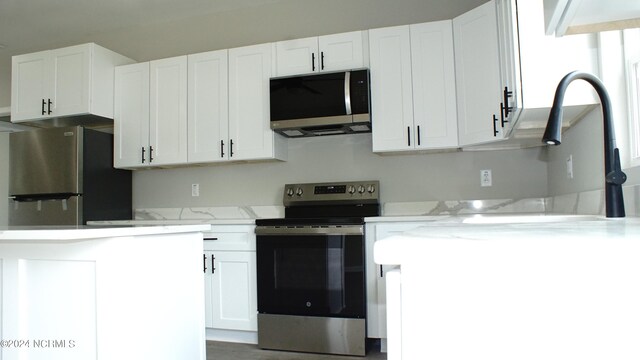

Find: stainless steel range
255;180;380;357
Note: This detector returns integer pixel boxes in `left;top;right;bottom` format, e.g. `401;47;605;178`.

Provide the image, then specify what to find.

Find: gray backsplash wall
132;134;549;209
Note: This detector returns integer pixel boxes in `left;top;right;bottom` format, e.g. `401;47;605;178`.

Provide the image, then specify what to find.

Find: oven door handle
255;225;363;236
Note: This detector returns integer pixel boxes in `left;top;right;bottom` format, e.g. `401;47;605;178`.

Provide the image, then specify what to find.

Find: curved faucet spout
542;71;627;218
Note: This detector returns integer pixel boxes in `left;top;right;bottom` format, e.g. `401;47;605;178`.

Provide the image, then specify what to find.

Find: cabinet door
11;50;52;122
318;31;366;72
203;251;215;328
207;251;258;331
410;21;459;149
369;25;415;152
228;43;276;160
188;50;229;163
275;37;318;76
149;56;188;166
454;0;504;146
496;0;521;134
51;44;92;117
114;62;150;168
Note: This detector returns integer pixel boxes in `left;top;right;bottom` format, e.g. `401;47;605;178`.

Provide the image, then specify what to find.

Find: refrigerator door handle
10;193;77;202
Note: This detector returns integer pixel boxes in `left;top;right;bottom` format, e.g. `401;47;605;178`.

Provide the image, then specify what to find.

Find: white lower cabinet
365;221;424;340
203;226;257;337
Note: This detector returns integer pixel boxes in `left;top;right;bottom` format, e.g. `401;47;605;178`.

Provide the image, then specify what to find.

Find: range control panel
283;181;379;206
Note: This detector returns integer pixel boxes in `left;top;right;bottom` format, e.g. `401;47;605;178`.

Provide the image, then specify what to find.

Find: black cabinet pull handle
149;146;154;163
417;125;421;146
380;265;384;278
500;103;507;128
141;147;146;163
502;86;513;124
493;114;499;136
407;126;411;147
230;139;234;157
47;99;52;114
321;51;325;70
312;53;316;72
41;99;46;115
203;254;207;273
211;254;216;274
220;140;225;158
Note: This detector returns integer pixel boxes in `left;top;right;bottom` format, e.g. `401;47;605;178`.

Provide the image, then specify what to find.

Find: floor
206;341;387;360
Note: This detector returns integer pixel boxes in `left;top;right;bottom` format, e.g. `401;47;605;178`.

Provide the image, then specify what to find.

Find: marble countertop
374;215;640;265
0;224;212;241
87;219;256;226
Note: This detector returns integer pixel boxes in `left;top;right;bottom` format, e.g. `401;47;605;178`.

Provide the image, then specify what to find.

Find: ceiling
0;0;489;58
0;0;284;57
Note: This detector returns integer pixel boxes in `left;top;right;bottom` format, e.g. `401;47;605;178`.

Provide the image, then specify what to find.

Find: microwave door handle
344;71;352;115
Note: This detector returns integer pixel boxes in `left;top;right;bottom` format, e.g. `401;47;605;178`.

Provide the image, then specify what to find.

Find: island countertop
0;224;212;241
373;215;640;360
0;223;209;359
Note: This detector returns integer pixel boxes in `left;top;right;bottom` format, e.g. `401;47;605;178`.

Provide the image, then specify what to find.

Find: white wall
132;134;549;209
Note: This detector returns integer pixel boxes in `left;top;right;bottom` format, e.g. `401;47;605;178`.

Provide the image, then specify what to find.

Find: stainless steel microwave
269;69;371;137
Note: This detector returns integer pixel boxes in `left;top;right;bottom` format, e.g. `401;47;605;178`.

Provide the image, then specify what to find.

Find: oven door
256;225;365;319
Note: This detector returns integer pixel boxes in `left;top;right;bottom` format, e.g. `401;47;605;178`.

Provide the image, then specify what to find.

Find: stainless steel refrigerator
9;126;132;226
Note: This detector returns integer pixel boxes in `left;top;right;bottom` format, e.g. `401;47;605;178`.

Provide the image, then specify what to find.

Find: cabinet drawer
203;227;256;251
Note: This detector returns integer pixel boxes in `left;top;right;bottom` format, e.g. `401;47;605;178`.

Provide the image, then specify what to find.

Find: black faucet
542;71;627;218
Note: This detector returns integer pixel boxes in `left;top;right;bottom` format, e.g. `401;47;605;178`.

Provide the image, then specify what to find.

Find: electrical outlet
566;155;574;179
480;169;492;187
191;183;200;197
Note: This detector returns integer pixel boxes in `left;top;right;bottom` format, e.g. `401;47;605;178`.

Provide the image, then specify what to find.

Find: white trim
624;28;640;168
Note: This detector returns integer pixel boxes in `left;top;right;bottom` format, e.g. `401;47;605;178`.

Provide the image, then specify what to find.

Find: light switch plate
192;183;200;197
566;155;574;179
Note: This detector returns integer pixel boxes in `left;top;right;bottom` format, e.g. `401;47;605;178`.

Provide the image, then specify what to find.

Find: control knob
367;184;376;194
357;185;366;194
286;188;295;197
296;187;304;196
347;185;356;194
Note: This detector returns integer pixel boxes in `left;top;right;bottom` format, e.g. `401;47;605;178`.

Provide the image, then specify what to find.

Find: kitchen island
374;215;640;360
0;224;210;360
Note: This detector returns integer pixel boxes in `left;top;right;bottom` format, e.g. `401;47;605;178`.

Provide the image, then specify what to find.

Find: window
624;28;640;166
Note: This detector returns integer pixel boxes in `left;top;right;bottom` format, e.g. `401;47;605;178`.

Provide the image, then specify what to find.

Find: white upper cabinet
453;0;504;147
114;62;150;169
229;43;287;161
369;25;414;152
370;21;458;153
115;45;285;169
11;43;133;123
187;49;229;163
410;21;458;149
497;0;599;140
275;31;369;76
114;56;188;169
454;0;598;148
149;56;188;166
